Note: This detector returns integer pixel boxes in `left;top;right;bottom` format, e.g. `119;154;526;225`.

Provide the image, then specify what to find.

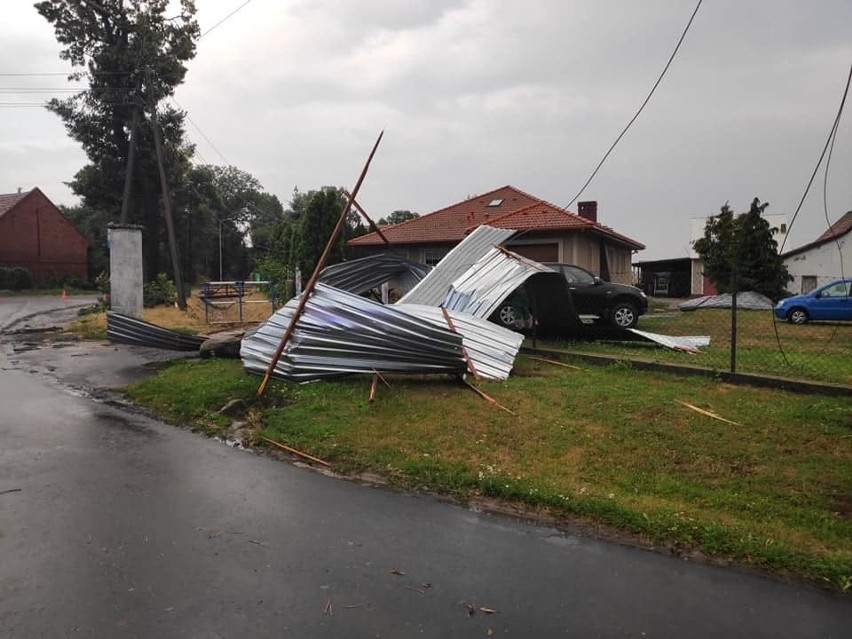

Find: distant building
783;210;851;294
634;211;789;298
0;188;88;283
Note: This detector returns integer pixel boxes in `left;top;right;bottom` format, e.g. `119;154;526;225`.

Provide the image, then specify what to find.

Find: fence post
730;266;738;373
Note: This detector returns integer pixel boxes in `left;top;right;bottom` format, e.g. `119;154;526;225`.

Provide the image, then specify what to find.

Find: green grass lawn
124;356;852;590
539;307;852;385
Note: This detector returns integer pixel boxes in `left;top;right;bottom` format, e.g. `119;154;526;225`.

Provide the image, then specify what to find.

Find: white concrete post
108;225;144;318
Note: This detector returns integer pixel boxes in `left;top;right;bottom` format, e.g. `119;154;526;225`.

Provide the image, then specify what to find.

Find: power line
771;62;850;367
562;0;704;211
171;97;230;165
200;0;257;39
778;63;852;253
0;71;130;77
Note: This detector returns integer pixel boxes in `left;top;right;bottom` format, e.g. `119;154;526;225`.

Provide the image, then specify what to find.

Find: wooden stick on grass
523;354;582;370
675;400;741;426
463;379;515;415
261;436;332;467
369;373;379;403
372;368;391;387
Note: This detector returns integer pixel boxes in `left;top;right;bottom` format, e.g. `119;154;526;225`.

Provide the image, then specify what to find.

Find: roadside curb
521;346;852;397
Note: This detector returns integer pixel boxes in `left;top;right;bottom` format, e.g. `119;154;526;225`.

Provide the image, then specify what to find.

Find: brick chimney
578;201;597;223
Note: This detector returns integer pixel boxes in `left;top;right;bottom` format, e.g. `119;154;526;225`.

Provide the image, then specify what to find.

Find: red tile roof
348;185;644;250
349;185;540;246
0;190;30;217
478;201;644;249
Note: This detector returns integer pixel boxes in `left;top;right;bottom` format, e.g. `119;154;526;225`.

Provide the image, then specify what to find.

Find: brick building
0;188;88;283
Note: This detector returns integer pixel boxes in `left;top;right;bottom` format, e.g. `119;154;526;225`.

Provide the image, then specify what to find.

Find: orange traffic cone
61;288;68;301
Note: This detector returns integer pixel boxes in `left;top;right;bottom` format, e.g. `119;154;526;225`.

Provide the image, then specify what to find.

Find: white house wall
784;236;849;294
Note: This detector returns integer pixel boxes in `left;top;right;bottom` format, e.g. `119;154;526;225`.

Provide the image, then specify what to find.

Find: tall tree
36;0;200;280
297;187;347;277
693;198;791;299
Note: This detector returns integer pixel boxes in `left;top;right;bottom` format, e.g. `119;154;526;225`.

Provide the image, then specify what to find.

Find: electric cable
562;0;703;211
200;0;256;39
771;62;851;368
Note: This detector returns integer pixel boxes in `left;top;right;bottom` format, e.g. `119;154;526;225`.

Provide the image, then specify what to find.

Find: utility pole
146;67;186;310
119;95;141;224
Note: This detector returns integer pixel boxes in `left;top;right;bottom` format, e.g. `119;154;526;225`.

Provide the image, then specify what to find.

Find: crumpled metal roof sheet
398;225;516;306
107;311;206;351
442;247;556;319
319;254;431;296
678;292;774;311
240;283;523;382
397;304;524;380
627;328;710;352
241;283;466;381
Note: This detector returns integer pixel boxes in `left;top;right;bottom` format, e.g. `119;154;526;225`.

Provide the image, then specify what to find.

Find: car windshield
561;266;596;286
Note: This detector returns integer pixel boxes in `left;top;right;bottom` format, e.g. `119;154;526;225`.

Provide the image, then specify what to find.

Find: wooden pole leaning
256;131;384;397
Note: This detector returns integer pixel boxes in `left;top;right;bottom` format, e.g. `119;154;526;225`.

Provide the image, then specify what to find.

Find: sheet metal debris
441;246;555;320
240;284;522;382
242;283;466;381
399;303;523;380
399;225;516;306
627;328;710;352
678;291;774;311
107;311;206;351
319;254;431;296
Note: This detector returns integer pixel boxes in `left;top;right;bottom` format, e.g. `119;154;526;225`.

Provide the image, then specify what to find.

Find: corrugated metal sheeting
107;312;206;351
398;226;516;306
319;254;431;295
240;283;524;382
441;247;555;320
397;304;524;380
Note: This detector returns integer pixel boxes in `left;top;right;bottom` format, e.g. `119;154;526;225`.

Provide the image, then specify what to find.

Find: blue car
774;278;852;324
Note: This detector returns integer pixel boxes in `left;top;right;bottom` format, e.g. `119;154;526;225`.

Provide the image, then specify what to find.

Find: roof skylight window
486;198;504;207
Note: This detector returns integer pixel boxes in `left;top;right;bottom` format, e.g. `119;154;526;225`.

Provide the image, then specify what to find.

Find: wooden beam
256;131;384;396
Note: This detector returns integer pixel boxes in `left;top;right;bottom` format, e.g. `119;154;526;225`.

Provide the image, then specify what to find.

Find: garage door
507;243;558;262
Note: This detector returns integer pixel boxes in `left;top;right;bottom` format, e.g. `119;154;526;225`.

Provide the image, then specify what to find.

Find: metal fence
545;294;851;387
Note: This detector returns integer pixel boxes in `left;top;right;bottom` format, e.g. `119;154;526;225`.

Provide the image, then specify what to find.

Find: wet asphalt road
1;301;851;637
0;294;98;332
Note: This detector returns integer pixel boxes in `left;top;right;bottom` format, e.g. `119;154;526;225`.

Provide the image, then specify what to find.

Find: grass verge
123;355;852;591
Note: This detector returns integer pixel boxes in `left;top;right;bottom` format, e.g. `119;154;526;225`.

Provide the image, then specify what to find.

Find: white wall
784;235;849;294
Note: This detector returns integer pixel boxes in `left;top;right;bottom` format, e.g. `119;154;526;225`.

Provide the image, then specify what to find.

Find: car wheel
787;308;809;325
497;304;516;327
610;301;637;328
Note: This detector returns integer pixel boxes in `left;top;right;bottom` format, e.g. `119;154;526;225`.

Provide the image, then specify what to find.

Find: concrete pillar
108;225;144;318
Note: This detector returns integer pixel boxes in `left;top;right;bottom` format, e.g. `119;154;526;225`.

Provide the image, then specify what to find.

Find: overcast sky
2;0;851;260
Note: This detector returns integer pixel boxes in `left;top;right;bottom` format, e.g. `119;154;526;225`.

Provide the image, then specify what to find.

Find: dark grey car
493;264;648;329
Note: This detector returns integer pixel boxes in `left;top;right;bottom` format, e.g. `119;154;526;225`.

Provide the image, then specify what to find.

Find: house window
424;248;449;266
801;275;817;294
486;198;504;207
